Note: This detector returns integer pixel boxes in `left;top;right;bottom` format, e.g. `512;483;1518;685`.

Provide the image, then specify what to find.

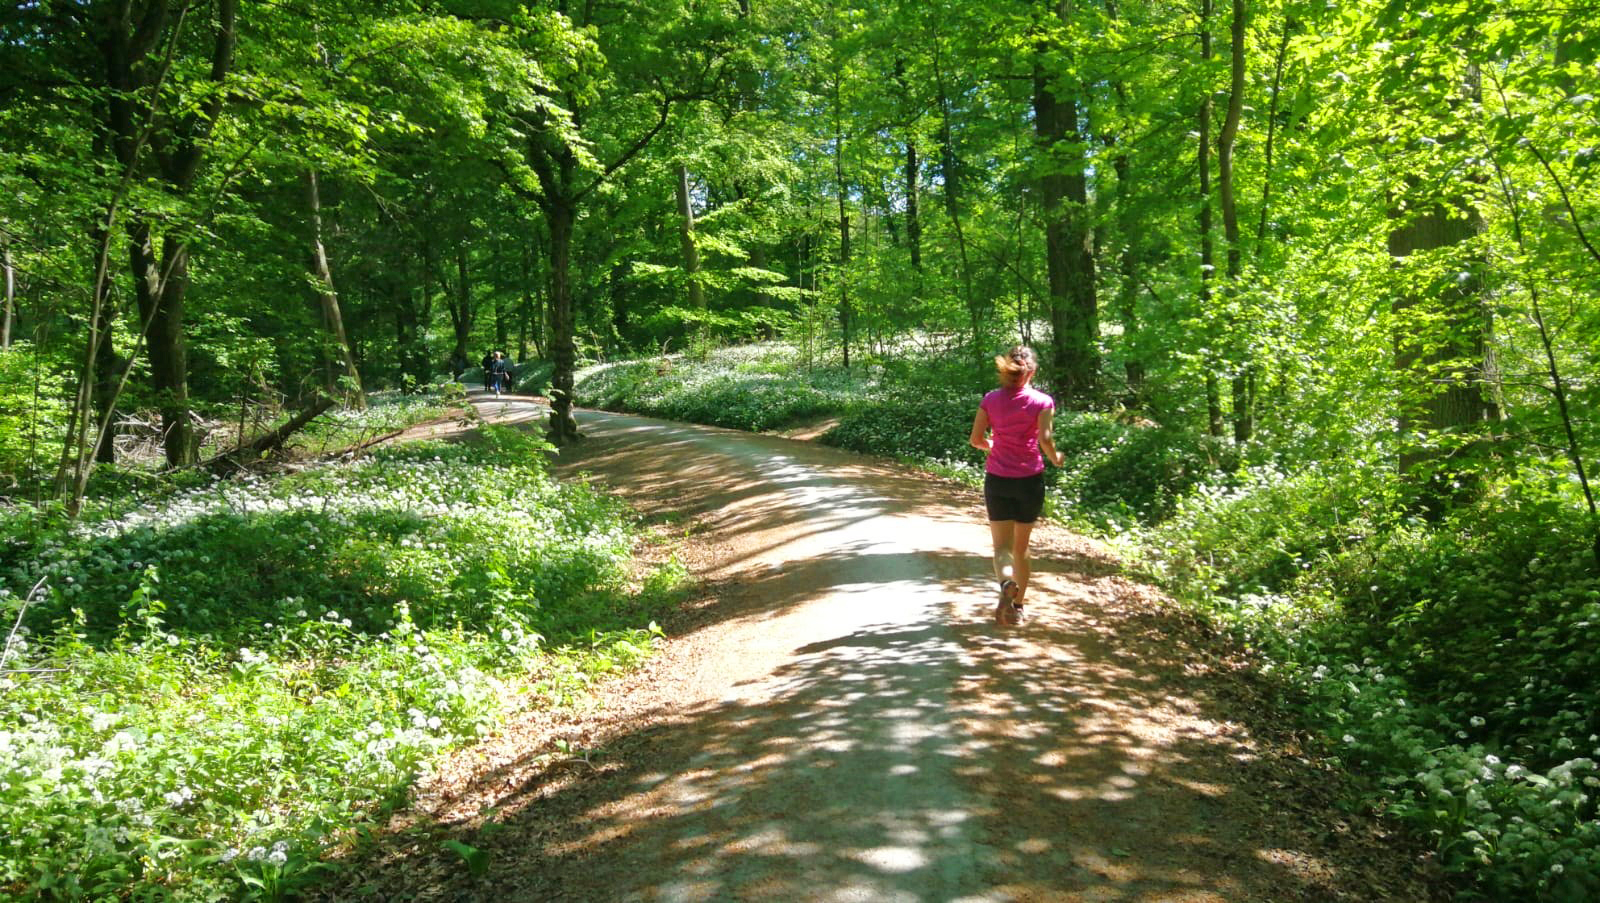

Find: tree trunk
394;299;414;389
1033;2;1099;405
127;225;199;465
930;40;978;371
1389;193;1493;514
305;170;365;408
676;164;705;311
1197;0;1223;437
904;139;922;271
834;73;852;371
1;236;13;350
519;241;533;360
1111;145;1145;403
1218;0;1250;442
91;304;118;463
449;244;473;361
547;201;580;442
101;0;237;468
609;259;630;344
1256;13;1294;256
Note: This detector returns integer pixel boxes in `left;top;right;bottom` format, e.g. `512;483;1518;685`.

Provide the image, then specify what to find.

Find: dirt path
323;396;1445;902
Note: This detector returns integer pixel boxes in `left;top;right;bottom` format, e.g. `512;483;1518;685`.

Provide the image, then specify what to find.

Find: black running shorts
984;471;1046;524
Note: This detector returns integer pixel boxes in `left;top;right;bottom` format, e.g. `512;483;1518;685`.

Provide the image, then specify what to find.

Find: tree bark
91;304;119;463
1;235;13;350
546;200;579;441
102;0;238;467
1197;0;1223;437
1255;14;1294;256
930;36;978;370
904;139;922;270
1218;0;1250;442
305;170;365;408
675;163;705;310
1389;192;1494;515
127;224;199;465
448;244;474;361
1033;0;1099;404
833;70;852;370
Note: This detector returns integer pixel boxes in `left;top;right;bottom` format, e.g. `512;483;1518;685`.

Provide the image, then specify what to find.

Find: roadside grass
574;339;1600;901
0;423;682;900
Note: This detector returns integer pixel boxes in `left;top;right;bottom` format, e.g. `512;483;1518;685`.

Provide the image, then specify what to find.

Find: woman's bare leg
1010;521;1036;602
988;520;1015;584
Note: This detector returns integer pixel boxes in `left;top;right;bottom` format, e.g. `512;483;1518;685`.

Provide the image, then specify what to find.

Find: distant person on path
488;351;510;396
969;345;1064;624
481;350;494;390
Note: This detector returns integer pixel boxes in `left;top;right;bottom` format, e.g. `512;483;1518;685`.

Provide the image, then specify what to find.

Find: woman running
969;345;1064;624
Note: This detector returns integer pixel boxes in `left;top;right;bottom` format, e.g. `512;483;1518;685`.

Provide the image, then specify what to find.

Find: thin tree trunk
518;238;532;359
1198;0;1223;437
1;236;13;350
305;169;365;408
609;259;630;343
394;300;413;389
930;39;978;370
1255;14;1293;255
1111;143;1144;402
91;303;118;463
1487;147;1600;565
547;201;579;441
676;163;705;310
1218;0;1250;442
450;244;473;361
834;73;852;370
904;139;922;271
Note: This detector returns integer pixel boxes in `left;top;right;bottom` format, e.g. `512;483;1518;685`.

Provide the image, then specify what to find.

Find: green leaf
442;839;490;877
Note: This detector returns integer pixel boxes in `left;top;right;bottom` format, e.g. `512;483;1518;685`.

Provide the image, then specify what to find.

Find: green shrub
576;347;865;432
1144;460;1600;899
820;387;981;465
0;424;671;900
0;345;69;491
1139;457;1401;598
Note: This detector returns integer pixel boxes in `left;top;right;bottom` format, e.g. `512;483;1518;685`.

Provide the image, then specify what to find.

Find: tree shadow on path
322;549;1443;902
317;405;1444;902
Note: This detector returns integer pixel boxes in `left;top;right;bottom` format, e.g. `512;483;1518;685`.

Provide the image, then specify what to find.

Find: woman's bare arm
970;407;992;452
1037;408;1065;467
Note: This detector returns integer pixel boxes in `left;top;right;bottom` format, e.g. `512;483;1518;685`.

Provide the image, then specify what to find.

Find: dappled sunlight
319;405;1439;902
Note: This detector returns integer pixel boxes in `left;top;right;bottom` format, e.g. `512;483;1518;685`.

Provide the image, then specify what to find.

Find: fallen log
204;395;336;473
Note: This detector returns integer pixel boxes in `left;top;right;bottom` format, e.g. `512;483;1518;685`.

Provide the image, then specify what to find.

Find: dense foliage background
3;0;1599;898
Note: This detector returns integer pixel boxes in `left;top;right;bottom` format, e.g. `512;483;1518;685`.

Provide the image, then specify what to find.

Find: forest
2;0;1599;899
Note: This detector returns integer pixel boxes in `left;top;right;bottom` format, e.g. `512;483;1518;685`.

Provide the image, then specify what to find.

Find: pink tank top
981;386;1054;477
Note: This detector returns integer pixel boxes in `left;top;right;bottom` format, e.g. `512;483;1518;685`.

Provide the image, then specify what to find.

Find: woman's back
980;385;1054;477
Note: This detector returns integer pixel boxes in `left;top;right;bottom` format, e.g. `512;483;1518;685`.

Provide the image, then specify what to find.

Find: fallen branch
204;394;336;473
2;577;48;675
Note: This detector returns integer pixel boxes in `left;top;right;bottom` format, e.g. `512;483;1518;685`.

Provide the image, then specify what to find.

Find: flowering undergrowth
292;386;463;455
582;340;1600;899
0;424;676;900
1138;462;1600;901
576;344;868;432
